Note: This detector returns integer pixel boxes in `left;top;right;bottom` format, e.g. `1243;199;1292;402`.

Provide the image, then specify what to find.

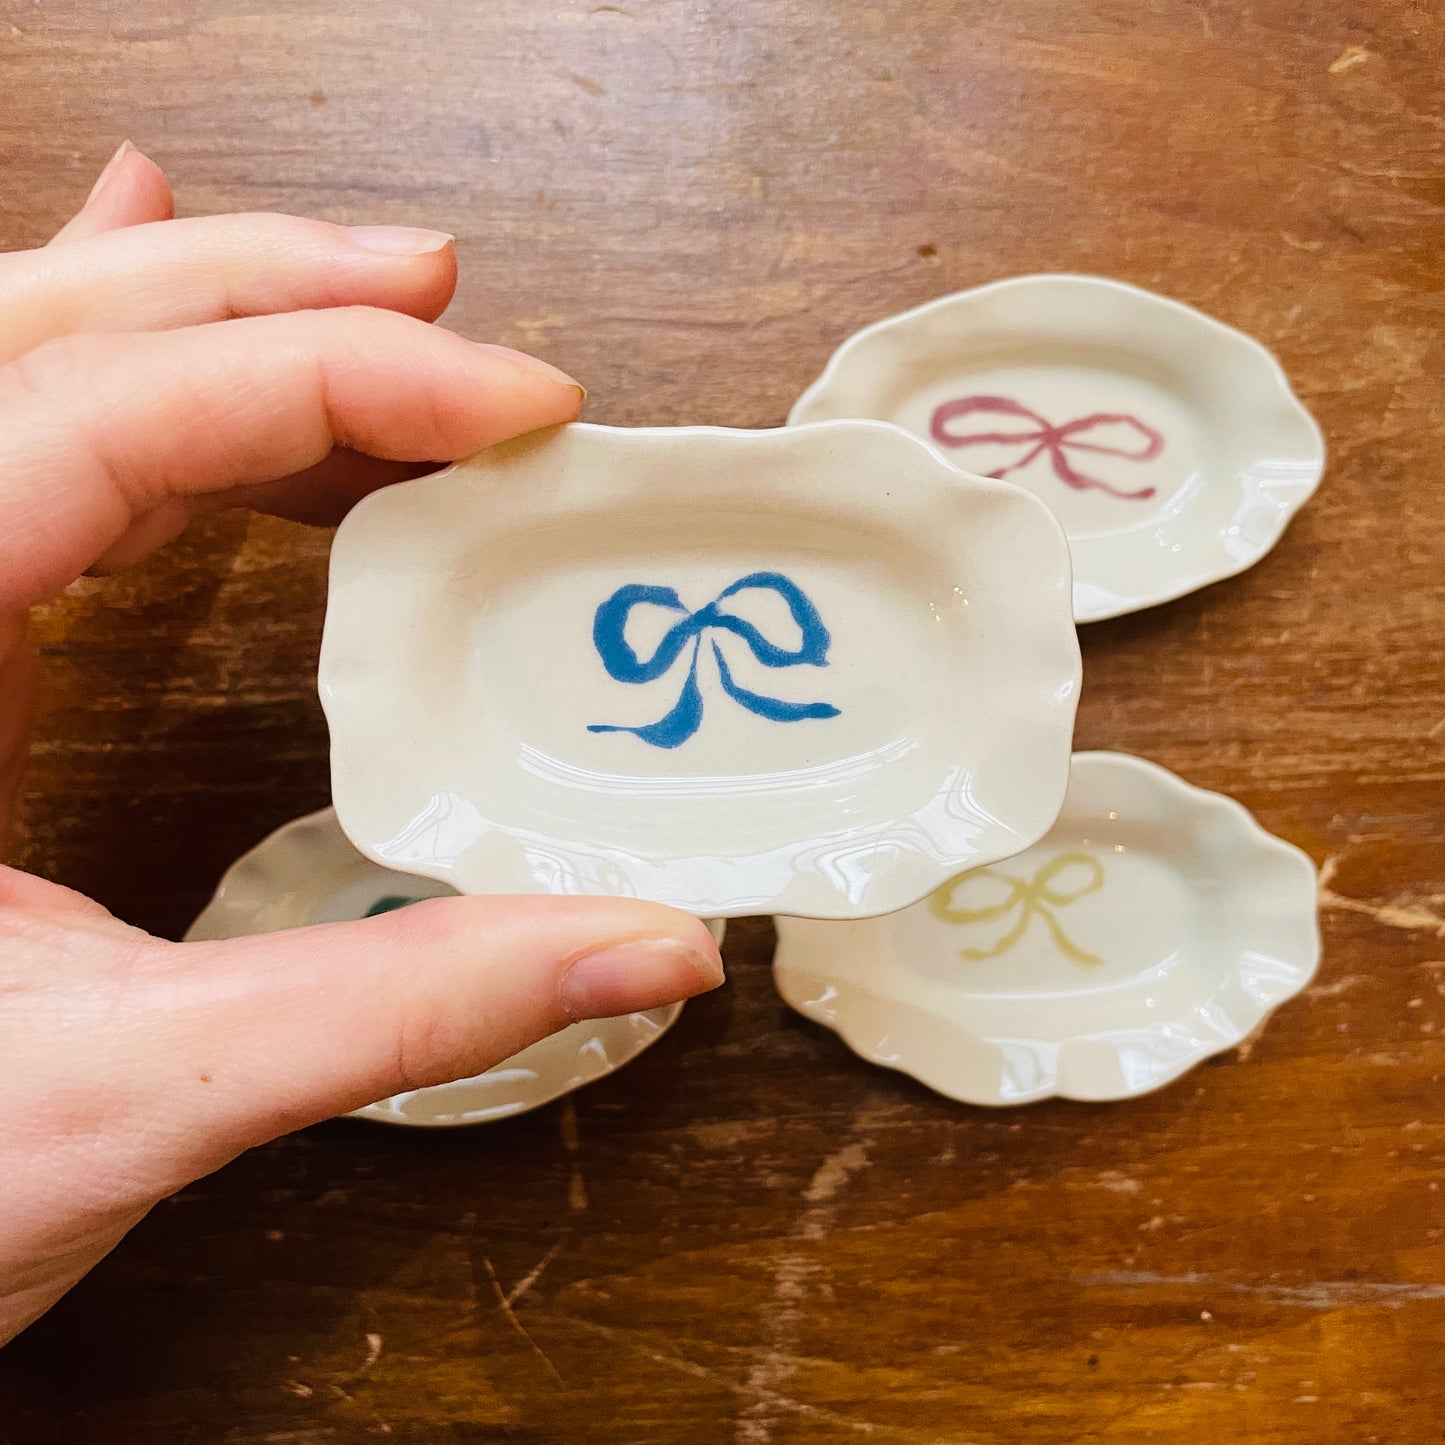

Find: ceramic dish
185;807;725;1127
788;275;1325;622
773;751;1319;1104
320;421;1080;920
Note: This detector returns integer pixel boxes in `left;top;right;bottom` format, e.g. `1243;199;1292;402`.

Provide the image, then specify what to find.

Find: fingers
122;895;725;1177
0;887;718;1341
0;864;117;922
223;449;437;529
3;207;460;366
47;142;174;248
85;451;437;574
0;308;584;610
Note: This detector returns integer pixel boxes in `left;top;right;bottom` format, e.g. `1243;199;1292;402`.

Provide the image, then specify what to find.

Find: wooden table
2;2;1443;1440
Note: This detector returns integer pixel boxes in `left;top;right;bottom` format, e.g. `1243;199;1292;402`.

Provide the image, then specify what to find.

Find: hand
0;146;725;1346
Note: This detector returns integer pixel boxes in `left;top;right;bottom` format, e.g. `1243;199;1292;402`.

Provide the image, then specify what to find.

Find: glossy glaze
774;752;1321;1104
320;420;1080;918
789;275;1326;622
8;2;1441;1434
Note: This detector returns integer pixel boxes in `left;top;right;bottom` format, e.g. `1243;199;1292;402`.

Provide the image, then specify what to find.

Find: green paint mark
364;893;419;918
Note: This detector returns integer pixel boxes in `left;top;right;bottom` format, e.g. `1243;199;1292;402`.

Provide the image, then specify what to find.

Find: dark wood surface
3;2;1444;1440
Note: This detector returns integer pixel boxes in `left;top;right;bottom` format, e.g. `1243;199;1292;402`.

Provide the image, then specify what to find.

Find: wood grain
2;1;1443;1440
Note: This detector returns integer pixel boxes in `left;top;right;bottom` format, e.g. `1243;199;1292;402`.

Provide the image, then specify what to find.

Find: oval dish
773;752;1320;1104
789;275;1325;622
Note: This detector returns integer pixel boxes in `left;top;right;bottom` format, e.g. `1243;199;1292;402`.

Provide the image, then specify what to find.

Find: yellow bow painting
929;852;1106;967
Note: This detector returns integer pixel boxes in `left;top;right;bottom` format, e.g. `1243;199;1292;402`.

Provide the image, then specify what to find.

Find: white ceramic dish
185;807;724;1127
788;275;1325;622
320;421;1079;920
773;752;1320;1105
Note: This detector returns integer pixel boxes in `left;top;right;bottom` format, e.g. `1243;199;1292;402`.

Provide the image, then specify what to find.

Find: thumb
132;895;724;1179
1;883;721;1344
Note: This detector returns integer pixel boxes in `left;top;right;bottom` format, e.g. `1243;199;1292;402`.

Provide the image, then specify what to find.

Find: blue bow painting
588;570;841;749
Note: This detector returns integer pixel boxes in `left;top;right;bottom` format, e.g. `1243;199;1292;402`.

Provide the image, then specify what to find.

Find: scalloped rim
788;274;1326;623
320;420;1081;919
185;806;721;1128
772;751;1321;1105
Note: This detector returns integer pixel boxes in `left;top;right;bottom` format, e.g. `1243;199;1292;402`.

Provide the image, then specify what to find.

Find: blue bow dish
587;570;841;750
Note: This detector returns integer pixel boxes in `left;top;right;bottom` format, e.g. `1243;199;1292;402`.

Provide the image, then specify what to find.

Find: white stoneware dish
185;807;724;1128
320;421;1080;920
773;751;1320;1105
788;275;1326;623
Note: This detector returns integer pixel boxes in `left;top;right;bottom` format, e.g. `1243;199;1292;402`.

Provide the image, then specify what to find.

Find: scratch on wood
801;1142;871;1217
1077;1270;1445;1308
1319;856;1445;938
560;1098;589;1212
558;1314;922;1439
1328;44;1371;74
506;1238;567;1309
1094;1170;1143;1195
483;1255;565;1386
559;1097;580;1152
1306;973;1366;998
687;1118;779;1150
736;1132;874;1441
735;1256;817;1444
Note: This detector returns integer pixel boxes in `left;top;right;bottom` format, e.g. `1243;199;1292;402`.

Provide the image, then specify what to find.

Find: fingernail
477;343;586;399
560;937;724;1020
85;140;134;205
345;225;455;255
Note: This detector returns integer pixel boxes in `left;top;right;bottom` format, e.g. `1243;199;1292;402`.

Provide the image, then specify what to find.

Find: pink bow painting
930;395;1163;500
